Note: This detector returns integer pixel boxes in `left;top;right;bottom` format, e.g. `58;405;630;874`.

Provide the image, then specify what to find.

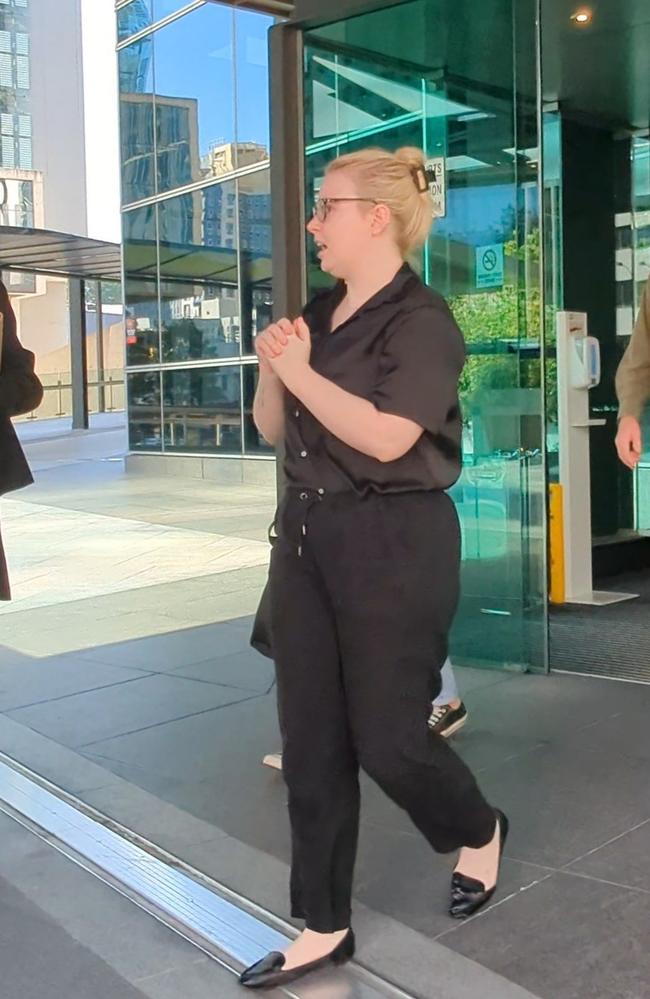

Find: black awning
0;226;121;282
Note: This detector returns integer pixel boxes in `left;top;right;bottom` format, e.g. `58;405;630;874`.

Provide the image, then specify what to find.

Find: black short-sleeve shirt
283;263;465;495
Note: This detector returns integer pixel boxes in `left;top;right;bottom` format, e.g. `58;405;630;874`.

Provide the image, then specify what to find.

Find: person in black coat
0;278;43;599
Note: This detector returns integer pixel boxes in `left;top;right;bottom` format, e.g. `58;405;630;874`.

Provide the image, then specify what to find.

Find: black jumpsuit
268;264;495;933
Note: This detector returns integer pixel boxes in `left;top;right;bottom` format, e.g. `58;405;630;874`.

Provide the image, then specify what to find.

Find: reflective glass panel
234;9;272;155
153;4;236;194
239;169;272;355
123;205;160;365
118;2;197;42
117;0;152;42
128;370;162;451
153;0;190;21
243;364;273;455
157;184;240;362
118;37;155;203
162;366;242;454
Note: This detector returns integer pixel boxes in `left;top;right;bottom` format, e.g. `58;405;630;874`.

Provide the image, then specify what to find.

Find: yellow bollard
548;483;565;605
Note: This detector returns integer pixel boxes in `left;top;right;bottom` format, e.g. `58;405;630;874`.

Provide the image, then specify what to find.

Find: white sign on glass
426;157;446;218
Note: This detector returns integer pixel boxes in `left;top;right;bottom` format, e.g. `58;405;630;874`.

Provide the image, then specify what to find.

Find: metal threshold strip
0;755;415;999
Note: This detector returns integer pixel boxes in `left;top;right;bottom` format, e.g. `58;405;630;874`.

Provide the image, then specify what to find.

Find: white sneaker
262;752;283;771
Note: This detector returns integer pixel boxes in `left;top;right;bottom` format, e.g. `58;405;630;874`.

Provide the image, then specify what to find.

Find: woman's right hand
255;319;295;374
615;415;643;469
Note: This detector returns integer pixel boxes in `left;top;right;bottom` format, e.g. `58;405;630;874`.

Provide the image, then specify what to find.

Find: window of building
15;52;27;88
0;52;11;87
120;2;274;458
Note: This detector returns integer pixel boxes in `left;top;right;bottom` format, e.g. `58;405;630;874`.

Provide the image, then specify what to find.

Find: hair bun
394;146;426;171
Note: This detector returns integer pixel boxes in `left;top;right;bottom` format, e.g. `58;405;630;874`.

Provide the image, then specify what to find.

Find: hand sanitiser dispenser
569;333;600;390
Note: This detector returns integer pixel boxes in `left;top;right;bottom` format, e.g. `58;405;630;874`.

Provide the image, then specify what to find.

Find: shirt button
294;409;300;418
300;450;308;458
318;488;325;495
300;491;308;500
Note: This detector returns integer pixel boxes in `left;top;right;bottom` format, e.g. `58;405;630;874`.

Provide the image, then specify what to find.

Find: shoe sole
437;713;468;739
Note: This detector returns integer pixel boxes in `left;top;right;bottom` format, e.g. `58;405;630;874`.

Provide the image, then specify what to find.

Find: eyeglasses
312;197;378;222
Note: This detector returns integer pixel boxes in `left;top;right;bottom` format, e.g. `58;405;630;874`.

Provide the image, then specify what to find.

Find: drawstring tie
297;489;325;556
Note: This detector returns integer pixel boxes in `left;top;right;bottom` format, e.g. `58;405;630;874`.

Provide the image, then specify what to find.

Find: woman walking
240;147;507;990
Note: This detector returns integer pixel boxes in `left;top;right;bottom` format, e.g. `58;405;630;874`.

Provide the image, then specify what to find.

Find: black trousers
269;488;496;933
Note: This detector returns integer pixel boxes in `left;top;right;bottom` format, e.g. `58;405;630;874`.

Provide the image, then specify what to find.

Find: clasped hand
254;317;311;386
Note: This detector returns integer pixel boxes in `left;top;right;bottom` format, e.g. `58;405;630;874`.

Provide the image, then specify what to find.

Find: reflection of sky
152;6;272;151
435;184;539;247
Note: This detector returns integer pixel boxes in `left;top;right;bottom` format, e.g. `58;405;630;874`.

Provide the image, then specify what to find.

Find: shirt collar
311;262;418;334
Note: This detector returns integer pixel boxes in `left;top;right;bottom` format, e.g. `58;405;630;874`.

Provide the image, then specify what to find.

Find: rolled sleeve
372;305;465;434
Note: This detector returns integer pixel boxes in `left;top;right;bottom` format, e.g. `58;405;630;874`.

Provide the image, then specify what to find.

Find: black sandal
239;928;355;990
449;810;509;919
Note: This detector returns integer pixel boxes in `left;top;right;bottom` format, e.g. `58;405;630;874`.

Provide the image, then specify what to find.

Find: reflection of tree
449;227;557;426
162;318;202;362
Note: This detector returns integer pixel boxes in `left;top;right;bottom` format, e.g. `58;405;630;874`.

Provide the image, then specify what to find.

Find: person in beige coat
615;274;650;468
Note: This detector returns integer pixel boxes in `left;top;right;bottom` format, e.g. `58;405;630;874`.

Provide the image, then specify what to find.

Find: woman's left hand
268;317;312;387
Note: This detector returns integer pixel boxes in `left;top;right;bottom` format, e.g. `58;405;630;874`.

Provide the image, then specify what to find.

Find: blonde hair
326;146;433;255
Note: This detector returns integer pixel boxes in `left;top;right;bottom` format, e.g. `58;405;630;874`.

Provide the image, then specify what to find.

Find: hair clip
411;166;430;193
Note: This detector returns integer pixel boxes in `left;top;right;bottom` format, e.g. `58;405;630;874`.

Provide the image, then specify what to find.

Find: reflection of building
116;0;152;49
158;97;201;193
201;144;271;253
118;35;152;93
120;93;201;205
239;187;272;256
118;1;274;470
203;182;238;249
202;140;268;178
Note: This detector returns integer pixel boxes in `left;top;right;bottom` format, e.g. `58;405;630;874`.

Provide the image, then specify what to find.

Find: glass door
303;0;547;672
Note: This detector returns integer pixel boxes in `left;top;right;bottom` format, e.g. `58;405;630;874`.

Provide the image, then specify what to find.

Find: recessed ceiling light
571;7;593;25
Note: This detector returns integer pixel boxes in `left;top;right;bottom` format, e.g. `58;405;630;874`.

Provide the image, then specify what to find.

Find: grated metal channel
0;756;415;999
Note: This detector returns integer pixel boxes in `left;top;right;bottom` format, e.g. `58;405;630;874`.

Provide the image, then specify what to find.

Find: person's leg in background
428;658;468;737
264;656;468;771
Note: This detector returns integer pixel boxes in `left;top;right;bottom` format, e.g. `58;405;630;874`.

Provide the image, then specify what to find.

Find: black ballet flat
449;810;509;920
239;928;355;990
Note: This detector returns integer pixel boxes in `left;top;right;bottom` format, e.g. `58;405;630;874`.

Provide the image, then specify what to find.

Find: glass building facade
117;0;273;458
116;0;650;678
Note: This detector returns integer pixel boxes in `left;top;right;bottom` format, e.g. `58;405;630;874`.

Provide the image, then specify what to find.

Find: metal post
69;278;89;430
96;280;106;413
269;21;306;497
